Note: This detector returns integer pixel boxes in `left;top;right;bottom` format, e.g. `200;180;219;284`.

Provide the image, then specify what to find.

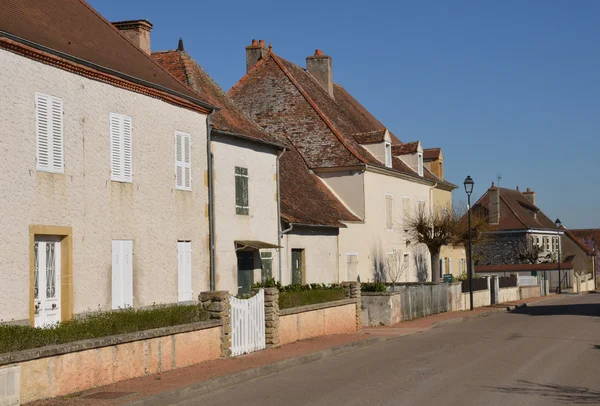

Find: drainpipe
207;111;216;291
279;223;294;282
276;148;287;282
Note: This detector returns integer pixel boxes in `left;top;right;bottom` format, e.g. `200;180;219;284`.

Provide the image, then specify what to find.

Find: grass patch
279;289;347;309
0;304;209;355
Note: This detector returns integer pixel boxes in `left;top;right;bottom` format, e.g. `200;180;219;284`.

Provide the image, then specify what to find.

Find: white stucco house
230;43;457;284
0;1;217;326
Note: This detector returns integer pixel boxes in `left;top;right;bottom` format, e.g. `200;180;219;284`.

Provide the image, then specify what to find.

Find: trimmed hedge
361;282;387;292
279;290;347;310
0;304;209;354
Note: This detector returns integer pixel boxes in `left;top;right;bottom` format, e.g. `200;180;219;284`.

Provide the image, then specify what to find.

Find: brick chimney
488;182;500;225
112;20;153;55
246;39;269;73
306;49;333;98
523;187;536;206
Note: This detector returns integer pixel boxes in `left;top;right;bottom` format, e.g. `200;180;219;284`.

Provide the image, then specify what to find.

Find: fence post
255;287;280;348
199;291;231;358
342;281;361;330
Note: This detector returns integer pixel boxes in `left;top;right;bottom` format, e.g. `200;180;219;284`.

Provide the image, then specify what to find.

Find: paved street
177;294;600;406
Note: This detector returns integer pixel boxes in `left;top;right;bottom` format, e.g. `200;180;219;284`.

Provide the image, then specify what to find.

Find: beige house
230;43;457;283
0;2;216;325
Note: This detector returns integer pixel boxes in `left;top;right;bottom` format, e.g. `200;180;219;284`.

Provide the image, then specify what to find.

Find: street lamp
555;218;561;294
464;176;475;311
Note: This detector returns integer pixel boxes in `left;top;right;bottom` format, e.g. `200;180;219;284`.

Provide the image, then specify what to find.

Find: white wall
0;50;209;321
318;170;365;218
211;135;279;292
335;169;432;283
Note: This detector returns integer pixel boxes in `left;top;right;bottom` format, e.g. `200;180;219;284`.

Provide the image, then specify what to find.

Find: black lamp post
464;176;475;311
555;218;562;294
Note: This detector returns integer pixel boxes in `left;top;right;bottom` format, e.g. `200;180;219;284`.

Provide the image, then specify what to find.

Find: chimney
488;182;500;225
306;49;333;97
523;187;536;206
112;19;153;55
246;39;269;73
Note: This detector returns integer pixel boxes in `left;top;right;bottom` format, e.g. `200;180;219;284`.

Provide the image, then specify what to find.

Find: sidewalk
30;294;558;406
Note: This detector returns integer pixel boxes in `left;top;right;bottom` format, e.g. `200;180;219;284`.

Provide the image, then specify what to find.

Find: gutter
276;149;287;282
207;111;217;291
0;30;217;112
212;129;288;151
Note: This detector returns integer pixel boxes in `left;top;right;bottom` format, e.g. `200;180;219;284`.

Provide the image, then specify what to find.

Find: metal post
557;228;561;294
467;194;474;310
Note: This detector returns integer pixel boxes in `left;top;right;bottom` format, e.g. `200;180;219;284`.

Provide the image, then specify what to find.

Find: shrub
0;304;209;354
361;282;387;292
252;278;343;293
279;290;347;309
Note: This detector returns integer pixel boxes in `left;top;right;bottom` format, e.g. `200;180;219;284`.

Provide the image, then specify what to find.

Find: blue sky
90;0;600;228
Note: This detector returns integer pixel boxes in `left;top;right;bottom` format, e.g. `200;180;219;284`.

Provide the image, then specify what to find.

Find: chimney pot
516;186;520;191
259;39;266;48
246;39;269;73
251;39;258;46
523;188;536;206
306;50;334;98
177;38;185;52
112;19;153;55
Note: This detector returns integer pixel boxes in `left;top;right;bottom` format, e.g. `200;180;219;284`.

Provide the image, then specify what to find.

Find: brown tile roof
229;51;434;183
563;228;596;256
423;148;441;160
471;187;558;231
152;49;281;145
392;142;419;155
570;229;600;243
0;0;213;109
475;260;574;273
153;47;357;227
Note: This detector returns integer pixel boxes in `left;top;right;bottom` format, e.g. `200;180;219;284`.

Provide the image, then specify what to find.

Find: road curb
125;336;385;406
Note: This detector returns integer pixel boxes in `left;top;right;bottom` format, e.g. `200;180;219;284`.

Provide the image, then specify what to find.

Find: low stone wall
361;293;401;326
1;321;222;404
279;300;358;345
498;287;519;303
462;289;490;309
519;285;541;300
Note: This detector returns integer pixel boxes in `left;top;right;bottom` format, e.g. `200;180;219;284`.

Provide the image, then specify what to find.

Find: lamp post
555;218;562;294
464;176;475;311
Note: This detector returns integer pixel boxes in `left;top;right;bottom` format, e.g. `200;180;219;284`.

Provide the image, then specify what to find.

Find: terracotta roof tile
392;142;419;155
475;261;574;273
423;148;441;160
0;0;208;105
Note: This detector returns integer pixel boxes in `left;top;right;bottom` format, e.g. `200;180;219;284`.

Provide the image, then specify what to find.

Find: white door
112;240;133;309
177;241;192;302
34;240;61;327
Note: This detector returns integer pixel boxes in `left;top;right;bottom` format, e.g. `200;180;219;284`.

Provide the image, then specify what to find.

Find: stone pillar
254;287;280;348
342;282;361;330
199;291;231;358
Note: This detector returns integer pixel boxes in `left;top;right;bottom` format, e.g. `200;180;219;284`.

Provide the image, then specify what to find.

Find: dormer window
384;142;392;168
417;152;423;176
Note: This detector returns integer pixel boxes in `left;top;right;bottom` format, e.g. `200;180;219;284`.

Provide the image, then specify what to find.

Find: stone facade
260;288;280;348
199;291;231;357
342;281;361;330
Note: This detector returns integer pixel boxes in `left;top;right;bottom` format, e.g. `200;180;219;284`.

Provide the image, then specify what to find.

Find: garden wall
279;300;358;345
498;287;519;303
462;289;490;310
0;321;222;404
519;285;541;300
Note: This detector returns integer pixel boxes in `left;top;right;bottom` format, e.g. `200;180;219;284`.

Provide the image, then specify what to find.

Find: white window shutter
51;96;64;172
36;93;63;173
175;131;191;191
122;116;132;182
111;240;123;309
178;242;192;302
110;113;132;183
122;240;133;307
110;113;122;181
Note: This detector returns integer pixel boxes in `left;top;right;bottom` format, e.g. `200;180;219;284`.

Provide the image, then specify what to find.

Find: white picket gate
230;289;266;357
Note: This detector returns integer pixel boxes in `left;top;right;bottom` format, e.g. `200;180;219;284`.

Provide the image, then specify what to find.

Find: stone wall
498;287;519;303
199;291;231;357
462;289;490;309
519;285;541;300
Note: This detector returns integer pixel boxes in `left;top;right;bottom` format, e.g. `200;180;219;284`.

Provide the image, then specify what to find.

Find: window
545;237;550;252
402;197;411;227
417;152;424;177
536;236;540;247
175;131;191;190
440;259;445;279
109;113;132;182
261;252;273;282
35;93;64;173
291;249;304;284
235;166;249;215
448;258;452;275
111;240;133;309
385;194;393;230
384;141;392;168
177;241;192;302
346;254;358;282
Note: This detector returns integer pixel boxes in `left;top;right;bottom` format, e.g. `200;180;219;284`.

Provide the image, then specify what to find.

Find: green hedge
361;282;387;292
0;304;209;355
279;290;347;309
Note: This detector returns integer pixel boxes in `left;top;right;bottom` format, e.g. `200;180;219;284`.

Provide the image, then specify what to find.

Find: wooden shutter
385;194;393;229
110;113;132;182
36;93;63;173
175;131;191;190
112;240;133;309
178;242;193;302
235;167;249;215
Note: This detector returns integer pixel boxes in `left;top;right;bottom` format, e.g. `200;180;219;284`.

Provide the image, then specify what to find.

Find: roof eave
211;128;287;151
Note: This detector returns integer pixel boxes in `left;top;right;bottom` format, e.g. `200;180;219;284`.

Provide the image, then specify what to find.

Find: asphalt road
177;294;600;406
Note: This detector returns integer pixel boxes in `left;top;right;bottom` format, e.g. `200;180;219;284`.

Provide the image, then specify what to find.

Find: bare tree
371;242;387;283
413;246;429;282
516;240;544;264
386;250;408;287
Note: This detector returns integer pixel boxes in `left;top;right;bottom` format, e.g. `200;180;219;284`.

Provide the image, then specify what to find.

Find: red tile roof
392;142;419;155
475;261;574;273
423;148;441;160
471;187;557;231
563;228;596;256
153;47;358;227
229;51;433;182
0;0;211;111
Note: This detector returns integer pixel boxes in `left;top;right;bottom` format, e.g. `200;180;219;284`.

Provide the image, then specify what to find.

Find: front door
34;239;61;327
237;251;255;295
291;249;304;285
